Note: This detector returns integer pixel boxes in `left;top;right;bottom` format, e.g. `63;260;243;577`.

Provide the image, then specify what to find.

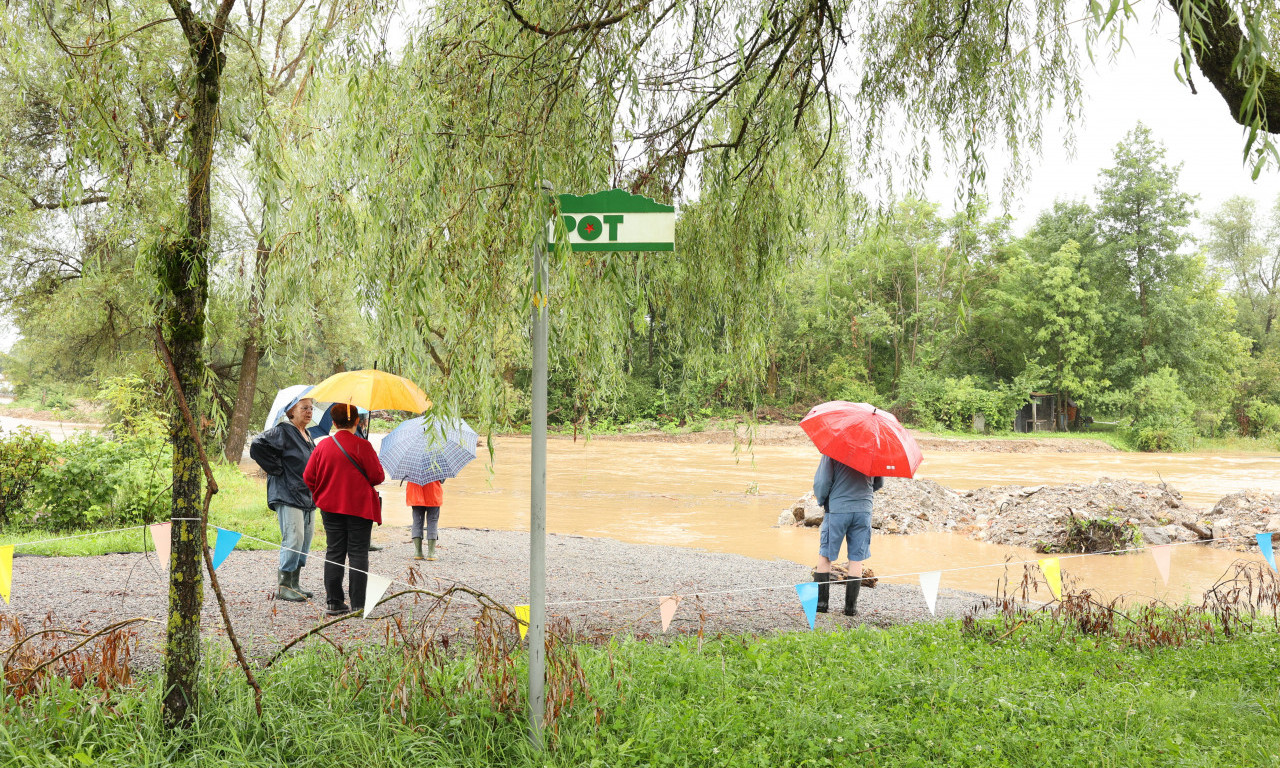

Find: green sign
548;189;675;252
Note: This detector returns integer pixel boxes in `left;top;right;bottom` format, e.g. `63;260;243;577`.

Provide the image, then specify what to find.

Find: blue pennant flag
1259;532;1276;572
212;528;242;570
795;582;819;630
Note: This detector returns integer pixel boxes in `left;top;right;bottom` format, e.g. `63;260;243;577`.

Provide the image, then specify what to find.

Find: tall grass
3;614;1277;766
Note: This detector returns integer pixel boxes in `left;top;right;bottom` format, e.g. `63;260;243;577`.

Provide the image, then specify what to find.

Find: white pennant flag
659;595;682;632
149;523;172;568
919;571;941;615
363;574;393;619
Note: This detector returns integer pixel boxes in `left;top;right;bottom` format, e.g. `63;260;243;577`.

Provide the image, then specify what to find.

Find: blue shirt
813;455;884;514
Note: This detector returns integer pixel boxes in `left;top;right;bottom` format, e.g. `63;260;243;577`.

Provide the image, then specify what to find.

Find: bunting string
0;523;1274;614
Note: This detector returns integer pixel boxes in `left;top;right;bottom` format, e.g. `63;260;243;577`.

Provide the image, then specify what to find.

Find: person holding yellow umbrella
301;369;430;614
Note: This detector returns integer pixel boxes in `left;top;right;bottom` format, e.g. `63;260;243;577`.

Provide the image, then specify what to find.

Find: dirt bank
578;424;1120;453
780;477;1274;554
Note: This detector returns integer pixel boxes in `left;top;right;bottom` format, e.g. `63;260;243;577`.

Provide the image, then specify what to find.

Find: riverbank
1;529;989;668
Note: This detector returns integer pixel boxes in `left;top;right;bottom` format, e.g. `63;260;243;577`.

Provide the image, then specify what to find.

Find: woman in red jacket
303;403;385;616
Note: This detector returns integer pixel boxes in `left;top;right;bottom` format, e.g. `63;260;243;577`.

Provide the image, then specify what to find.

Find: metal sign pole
528;235;548;748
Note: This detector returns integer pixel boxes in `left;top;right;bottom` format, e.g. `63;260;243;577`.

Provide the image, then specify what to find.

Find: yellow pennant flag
0;545;12;604
1038;557;1062;600
514;605;530;640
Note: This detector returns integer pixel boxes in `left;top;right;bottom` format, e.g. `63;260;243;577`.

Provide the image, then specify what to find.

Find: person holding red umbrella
812;456;883;616
801;401;923;617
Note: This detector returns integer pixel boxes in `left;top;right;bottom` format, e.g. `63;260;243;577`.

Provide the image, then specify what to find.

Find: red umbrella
800;401;923;478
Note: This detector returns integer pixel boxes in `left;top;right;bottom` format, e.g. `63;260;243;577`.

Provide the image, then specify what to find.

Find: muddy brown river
377;436;1274;603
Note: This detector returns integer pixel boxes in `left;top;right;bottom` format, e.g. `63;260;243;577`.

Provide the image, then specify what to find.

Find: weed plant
2;565;1279;766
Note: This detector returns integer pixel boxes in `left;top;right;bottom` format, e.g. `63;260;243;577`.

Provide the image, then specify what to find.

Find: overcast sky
963;9;1280;234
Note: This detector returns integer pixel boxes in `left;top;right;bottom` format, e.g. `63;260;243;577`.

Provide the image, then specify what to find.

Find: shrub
1244;398;1280;437
1126;368;1196;451
22;432;171;531
0;428;56;527
894;370;1018;432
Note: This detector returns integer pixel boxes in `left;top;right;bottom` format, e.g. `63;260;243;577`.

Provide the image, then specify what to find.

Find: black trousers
320;510;373;608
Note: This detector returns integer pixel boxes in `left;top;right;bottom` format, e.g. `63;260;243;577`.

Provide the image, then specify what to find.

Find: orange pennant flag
659;595;682;632
149;523;172;568
514;605;530;640
1150;545;1172;586
0;545;12;604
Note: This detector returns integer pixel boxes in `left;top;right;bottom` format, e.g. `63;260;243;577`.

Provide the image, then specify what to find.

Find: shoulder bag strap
332;432;374;486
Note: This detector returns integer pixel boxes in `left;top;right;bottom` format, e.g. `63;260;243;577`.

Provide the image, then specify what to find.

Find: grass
0;466;313;557
2;615;1277;766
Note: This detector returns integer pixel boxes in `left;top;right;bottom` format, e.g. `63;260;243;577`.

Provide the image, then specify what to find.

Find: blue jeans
277;504;314;572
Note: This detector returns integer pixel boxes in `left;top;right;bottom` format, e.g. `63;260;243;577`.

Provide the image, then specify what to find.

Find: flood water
377;436;1274;603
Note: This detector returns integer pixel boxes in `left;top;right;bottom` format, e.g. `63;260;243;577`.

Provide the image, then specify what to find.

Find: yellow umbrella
306;370;431;413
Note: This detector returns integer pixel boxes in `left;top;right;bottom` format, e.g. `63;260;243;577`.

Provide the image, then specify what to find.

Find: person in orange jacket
406;480;443;560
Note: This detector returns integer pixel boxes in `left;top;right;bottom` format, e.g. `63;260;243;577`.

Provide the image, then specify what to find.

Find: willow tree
2;0;388;728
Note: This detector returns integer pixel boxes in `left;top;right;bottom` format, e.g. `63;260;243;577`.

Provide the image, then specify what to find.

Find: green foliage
21;431;170;531
0;428;55;527
895;370;1025;432
1125;368;1197;451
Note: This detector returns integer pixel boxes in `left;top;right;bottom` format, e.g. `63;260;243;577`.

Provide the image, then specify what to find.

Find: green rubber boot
290;569;313;599
426;539;437;561
277;570;306;602
413;537;424;561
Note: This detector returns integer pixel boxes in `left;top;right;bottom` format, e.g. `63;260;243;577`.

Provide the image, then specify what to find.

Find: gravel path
3;528;990;668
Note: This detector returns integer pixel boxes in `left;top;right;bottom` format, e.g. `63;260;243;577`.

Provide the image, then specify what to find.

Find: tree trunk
161;0;233;729
222;237;270;463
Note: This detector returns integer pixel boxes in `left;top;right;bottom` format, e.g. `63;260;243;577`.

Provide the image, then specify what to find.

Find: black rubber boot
844;577;861;617
277;570;306;602
290;570;313;599
813;572;830;613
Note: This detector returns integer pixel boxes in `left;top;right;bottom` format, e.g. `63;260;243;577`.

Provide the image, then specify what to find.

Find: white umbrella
262;385;314;433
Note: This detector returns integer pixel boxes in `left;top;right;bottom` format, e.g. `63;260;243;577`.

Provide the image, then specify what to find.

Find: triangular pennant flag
1150;544;1172;585
1038;557;1062;600
659;595;682;632
362;574;393;619
1259;533;1276;572
211;528;242;570
514;605;530;640
795;582;818;630
919;571;941;615
0;545;12;604
150;523;172;568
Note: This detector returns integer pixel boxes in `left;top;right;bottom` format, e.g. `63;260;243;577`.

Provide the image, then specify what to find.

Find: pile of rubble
778;477;1277;553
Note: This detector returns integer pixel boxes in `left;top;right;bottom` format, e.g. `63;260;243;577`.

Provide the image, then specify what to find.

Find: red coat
405;481;443;507
303;431;386;524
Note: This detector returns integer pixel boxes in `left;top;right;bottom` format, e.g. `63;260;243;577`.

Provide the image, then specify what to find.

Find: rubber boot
426;539;437;561
844;577;861;617
277;570;306;602
413;537;424;561
291;569;313;599
813;572;830;613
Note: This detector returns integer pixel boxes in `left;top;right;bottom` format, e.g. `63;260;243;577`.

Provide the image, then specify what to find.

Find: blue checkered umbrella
378;417;478;484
